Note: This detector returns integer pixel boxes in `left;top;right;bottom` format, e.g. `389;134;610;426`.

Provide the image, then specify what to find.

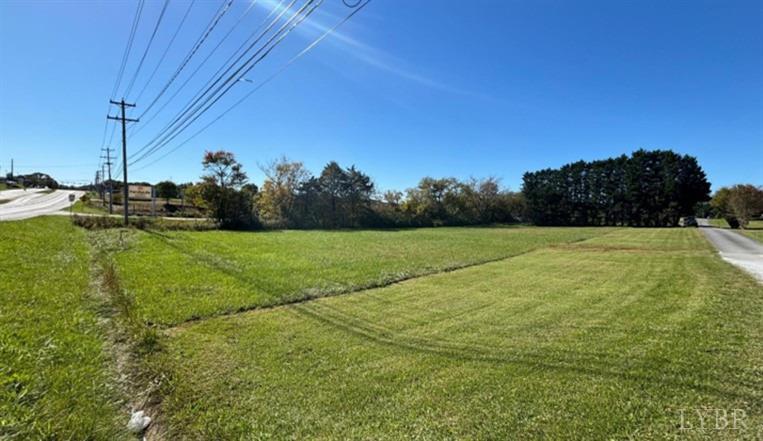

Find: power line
11;163;100;169
123;0;171;100
129;0;299;161
129;0;290;147
131;0;316;166
98;0;144;170
132;0;234;123
132;0;372;172
132;0;197;104
129;0;267;139
131;0;319;166
111;0;145;99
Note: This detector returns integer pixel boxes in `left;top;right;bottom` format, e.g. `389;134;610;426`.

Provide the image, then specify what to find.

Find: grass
112;226;615;325
0;217;128;440
708;217;730;228
70;199;109;215
158;228;763;440
741;220;763;243
4;218;761;439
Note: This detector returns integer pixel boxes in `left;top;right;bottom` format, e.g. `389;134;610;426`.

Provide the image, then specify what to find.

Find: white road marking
0;189;84;221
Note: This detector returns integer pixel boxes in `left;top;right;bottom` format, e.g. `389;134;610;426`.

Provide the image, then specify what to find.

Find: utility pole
101;147;115;214
107;99;138;226
100;163;106;204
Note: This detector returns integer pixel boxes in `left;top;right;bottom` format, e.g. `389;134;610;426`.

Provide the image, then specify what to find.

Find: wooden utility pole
100;164;106;203
101;147;115;214
107;99;138;226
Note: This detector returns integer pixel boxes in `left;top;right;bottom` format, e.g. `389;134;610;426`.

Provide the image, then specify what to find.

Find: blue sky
0;0;761;192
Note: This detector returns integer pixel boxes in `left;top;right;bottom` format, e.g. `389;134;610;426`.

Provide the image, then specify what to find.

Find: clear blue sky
1;0;761;191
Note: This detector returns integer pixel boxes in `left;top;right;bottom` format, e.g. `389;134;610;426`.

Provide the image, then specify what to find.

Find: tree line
152;149;759;231
186;152;524;229
522;149;711;226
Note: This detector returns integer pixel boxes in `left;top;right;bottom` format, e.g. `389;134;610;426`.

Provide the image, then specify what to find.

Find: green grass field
157;228;762;440
0;217;128;440
114;226;614;325
3;218;762;439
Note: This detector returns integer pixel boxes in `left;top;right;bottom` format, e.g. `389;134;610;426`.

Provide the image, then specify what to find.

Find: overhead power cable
131;0;372;172
133;0;235;122
130;0;315;166
111;0;145;99
129;0;267;139
98;0;144;166
132;0;195;104
123;0;172;100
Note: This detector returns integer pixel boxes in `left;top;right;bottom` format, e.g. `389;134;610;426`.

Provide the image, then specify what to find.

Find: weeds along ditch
87;229;174;439
72;214;217;231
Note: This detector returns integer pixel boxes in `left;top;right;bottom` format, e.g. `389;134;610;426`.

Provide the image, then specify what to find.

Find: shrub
72;215;217;231
725;216;741;229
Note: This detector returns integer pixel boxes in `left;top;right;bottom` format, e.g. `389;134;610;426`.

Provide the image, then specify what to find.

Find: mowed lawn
741;220;763;243
159;228;763;440
114;226;613;325
0;217;127;440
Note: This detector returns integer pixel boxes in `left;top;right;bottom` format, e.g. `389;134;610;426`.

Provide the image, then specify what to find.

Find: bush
72;215;124;230
72;215;217;231
725;216;740;229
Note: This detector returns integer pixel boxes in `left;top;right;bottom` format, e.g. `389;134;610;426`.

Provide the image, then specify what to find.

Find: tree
728;185;763;228
183;183;207;210
344;165;374;227
155;180;178;204
256;157;310;228
710;185;763;229
200;150;253;228
710;187;736;227
318;162;349;227
203;151;248;189
522;150;710;226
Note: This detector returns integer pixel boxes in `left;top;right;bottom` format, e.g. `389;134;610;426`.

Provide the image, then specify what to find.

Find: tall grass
0;217;128;440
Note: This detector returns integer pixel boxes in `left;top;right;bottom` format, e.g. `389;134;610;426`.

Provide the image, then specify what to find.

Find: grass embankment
113;226;614;325
157;228;762;439
0;217;128;439
741;220;763;243
70;199;109;215
708;218;731;228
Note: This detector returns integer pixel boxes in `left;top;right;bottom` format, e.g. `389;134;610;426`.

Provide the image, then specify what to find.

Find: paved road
0;189;83;221
698;219;763;282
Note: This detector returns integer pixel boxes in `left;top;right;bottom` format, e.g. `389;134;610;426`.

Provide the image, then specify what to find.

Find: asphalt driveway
699;220;763;282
